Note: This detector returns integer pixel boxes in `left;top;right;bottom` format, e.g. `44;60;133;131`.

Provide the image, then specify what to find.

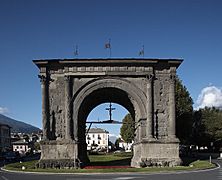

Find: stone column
73;110;78;142
39;75;50;140
168;74;176;139
146;74;154;139
64;75;72;140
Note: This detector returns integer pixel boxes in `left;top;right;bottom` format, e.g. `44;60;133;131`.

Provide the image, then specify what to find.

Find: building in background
11;132;43;155
11;131;43;143
12;139;31;156
86;128;109;151
118;138;133;152
0;123;11;154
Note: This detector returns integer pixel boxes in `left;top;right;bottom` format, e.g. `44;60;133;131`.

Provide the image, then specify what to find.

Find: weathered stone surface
132;139;181;167
33;58;183;168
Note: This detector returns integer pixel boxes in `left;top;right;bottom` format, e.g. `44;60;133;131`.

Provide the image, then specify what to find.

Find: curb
1;163;220;176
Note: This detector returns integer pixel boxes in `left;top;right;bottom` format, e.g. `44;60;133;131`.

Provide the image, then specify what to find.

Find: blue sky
0;0;222;137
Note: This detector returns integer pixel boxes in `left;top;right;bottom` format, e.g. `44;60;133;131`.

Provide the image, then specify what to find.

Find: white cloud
196;86;222;109
0;107;9;115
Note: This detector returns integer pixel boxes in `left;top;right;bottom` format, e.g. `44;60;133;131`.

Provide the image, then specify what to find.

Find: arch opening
77;87;136;163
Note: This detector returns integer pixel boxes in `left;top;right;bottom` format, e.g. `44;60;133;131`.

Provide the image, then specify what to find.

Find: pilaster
168;73;177;139
64;75;72;140
146;74;154;140
38;75;50;140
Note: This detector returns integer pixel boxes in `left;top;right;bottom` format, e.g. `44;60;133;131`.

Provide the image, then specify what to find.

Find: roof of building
88;128;109;134
12;139;29;145
33;58;183;69
0;123;11;128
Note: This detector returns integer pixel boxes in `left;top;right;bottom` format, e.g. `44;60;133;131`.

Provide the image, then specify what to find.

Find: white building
118;138;133;152
86;128;109;151
12;139;31;156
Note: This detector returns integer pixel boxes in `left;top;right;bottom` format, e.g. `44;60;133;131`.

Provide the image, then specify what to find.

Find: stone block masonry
33;58;183;168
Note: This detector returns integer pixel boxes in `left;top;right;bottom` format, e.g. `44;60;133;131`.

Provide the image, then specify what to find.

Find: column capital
146;74;154;83
169;74;176;84
38;75;47;84
64;75;71;81
38;75;53;84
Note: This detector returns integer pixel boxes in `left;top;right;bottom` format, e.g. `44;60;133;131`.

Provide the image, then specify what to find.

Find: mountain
0;114;41;134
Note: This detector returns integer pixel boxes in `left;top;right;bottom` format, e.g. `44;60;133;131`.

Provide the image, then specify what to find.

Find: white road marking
217;163;222;179
113;177;138;180
66;179;111;180
1;176;9;180
219;171;222;178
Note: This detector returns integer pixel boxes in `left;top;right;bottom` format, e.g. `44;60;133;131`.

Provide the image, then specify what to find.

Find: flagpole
105;39;112;58
109;39;112;57
142;45;144;58
139;45;145;58
74;45;78;58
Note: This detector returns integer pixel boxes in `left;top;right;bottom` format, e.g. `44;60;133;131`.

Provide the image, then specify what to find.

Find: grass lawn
4;152;216;173
88;152;132;166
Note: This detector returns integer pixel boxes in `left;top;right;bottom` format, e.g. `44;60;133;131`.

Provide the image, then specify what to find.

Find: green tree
192;110;208;147
120;114;135;143
175;77;194;144
33;142;40;151
193;107;222;150
201;107;222;141
115;137;121;149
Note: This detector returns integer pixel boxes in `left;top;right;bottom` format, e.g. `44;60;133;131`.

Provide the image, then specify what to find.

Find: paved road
0;160;222;180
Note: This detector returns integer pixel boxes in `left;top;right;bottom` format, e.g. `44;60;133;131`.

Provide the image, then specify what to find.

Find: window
98;134;101;139
87;135;91;140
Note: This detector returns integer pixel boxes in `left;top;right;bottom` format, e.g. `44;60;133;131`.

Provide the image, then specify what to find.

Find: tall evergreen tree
175;77;194;144
120;114;135;143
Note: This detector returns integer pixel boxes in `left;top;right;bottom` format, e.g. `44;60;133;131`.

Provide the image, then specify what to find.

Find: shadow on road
181;152;219;166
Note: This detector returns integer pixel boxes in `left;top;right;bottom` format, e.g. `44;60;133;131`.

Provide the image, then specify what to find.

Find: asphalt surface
0;160;222;180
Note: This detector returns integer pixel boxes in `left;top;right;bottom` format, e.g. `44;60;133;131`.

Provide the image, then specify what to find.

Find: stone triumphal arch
33;58;182;168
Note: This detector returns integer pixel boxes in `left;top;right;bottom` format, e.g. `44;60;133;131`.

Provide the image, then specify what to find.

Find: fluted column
64;75;72;140
146;74;154;139
39;75;50;140
168;74;176;139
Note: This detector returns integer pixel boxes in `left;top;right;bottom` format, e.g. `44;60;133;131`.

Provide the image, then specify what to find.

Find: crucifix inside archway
105;102;115;121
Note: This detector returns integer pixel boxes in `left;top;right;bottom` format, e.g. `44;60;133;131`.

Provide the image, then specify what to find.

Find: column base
36;159;80;169
166;135;180;143
131;140;181;168
142;136;156;142
38;140;89;169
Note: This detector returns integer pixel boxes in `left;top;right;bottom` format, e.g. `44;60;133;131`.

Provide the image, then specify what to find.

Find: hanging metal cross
105;102;115;121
